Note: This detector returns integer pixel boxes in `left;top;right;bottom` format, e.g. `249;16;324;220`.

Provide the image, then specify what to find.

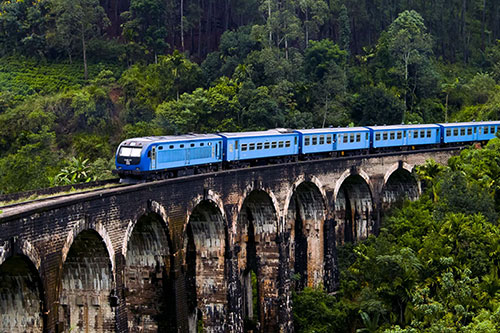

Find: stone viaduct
0;150;456;333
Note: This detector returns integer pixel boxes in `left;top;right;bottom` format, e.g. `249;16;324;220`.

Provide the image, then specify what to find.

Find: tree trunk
81;26;88;80
180;0;184;51
481;0;487;51
305;8;309;48
268;0;272;47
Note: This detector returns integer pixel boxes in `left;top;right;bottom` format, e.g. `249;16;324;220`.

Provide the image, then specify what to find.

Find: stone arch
61;220;115;275
122;200;170;260
382;164;419;210
237;189;280;332
0;242;45;332
59;229;115;332
124;210;174;332
286;180;327;289
334;171;374;244
184;198;227;332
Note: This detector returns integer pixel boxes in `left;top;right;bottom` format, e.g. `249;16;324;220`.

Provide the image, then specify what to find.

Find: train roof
295;127;369;134
121;134;221;145
366;124;440;131
437;121;500;127
218;129;297;138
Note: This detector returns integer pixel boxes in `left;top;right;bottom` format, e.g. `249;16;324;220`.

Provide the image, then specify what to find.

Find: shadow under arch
124;211;175;332
184;199;227;332
334;174;374;244
286;181;327;290
237;189;279;332
0;252;45;332
59;229;115;332
382;167;419;211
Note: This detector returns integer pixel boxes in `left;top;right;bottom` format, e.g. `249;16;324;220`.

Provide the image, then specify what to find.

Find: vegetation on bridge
294;138;500;332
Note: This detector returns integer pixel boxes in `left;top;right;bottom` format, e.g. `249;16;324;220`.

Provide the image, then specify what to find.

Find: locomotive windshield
119;146;142;157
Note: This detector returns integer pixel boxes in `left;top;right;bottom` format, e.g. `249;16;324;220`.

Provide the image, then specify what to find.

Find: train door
151;146;157;170
235;140;239;160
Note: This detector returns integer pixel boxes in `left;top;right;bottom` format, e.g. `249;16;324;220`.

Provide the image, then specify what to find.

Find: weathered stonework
0;150;457;332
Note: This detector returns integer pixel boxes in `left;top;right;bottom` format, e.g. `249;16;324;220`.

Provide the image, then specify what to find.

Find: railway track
0;145;465;212
0;178;123;209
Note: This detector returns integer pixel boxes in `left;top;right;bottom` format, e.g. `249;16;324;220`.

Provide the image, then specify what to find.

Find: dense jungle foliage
1;0;500;193
293;138;500;332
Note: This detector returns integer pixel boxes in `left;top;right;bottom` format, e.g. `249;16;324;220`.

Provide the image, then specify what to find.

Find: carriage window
264;142;270;149
397;132;402;139
414;130;419;138
446;129;451;136
257;143;263;150
390;132;395;140
427;130;431;138
200;143;204;146
235;140;238;149
491;126;495;134
326;135;332;144
375;133;381;141
241;144;248;151
180;144;184;148
272;142;277;148
350;134;355;142
356;134;361;142
343;135;348;143
383;132;388;140
319;135;325;145
158;146;163;150
190;143;195;147
467;128;472;135
312;136;318;145
460;128;465;136
305;137;310;145
474;127;477;133
285;141;291;147
278;141;284;148
249;143;255;150
207;142;212;146
420;130;425;138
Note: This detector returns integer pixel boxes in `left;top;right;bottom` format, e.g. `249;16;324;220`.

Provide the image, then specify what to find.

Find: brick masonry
0;150;457;332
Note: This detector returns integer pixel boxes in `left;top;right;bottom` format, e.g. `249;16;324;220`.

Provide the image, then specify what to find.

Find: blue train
115;121;500;180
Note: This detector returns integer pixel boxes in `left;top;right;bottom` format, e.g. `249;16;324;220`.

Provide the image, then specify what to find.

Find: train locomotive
115;121;500;181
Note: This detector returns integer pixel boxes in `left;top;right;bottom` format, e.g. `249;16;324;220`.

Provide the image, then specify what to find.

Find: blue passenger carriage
115;134;223;178
438;121;500;144
334;127;371;152
295;127;370;156
218;129;299;163
367;124;440;149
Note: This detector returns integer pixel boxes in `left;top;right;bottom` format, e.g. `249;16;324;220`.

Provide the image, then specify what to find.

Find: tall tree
50;0;110;80
376;10;434;113
121;0;168;62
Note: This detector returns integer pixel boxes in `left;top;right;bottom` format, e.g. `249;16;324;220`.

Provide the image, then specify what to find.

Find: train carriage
438;121;500;144
294;127;370;155
218;129;299;162
367;124;441;149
